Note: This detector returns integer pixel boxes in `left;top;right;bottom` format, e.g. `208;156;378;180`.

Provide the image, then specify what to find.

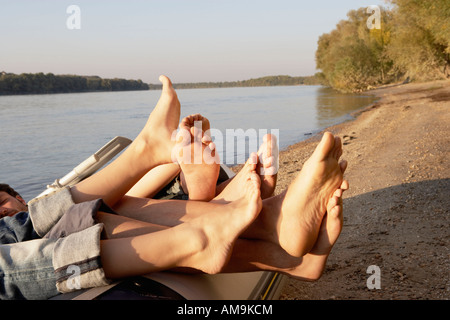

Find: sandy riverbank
271;79;449;300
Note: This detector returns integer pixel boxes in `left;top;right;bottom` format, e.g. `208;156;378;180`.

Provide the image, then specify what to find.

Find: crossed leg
98;179;347;280
67;75;348;282
99;170;262;278
63;76;264;279
115;131;347;257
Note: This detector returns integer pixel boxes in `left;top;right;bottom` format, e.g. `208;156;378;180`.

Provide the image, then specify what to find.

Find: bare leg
126;163;181;199
114;134;347;257
114;154;257;227
97;211;168;238
99;170;262;278
100;181;347;280
114;156;260;226
212;132;346;258
70;75;180;207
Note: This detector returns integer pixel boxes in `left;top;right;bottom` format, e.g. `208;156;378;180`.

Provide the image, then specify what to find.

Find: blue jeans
0;188;110;299
0;211;40;244
0;210;58;299
0;238;59;299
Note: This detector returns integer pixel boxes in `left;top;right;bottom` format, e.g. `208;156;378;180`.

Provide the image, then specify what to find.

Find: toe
333;136;342;160
247;152;258;167
159;74;172;86
313;132;335;160
339;160;348;173
340;179;349;190
327;195;339;212
333;188;343;198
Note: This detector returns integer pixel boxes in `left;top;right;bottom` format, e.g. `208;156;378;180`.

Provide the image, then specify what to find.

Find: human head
0;184;28;218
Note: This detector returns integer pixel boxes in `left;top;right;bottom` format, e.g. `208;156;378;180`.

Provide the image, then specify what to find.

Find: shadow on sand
324;178;449;299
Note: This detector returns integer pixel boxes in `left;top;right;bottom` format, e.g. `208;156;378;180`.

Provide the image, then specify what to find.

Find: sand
273;79;449;300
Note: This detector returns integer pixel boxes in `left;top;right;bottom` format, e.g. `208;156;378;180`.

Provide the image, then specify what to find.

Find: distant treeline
0;73;323;94
315;0;449;93
148;75;323;90
0;72;325;95
0;72;149;95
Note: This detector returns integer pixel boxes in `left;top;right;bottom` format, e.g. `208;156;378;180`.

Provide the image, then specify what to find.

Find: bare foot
222;181;347;279
175;114;220;201
277;132;346;257
257;134;278;199
212;153;259;203
135;75;180;167
181;170;262;274
312;179;349;256
285;180;348;280
215;135;278;200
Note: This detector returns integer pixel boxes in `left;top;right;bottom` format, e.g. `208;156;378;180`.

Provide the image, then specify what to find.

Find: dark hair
0;184;21;198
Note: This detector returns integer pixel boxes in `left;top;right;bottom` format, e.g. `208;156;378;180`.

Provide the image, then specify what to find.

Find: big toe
159;75;172;87
313;132;336;161
159;75;177;97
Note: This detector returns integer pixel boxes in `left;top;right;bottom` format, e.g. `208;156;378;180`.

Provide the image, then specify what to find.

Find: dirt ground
273;79;449;300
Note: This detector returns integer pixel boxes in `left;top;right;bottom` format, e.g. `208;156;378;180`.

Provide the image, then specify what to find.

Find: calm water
0;86;376;200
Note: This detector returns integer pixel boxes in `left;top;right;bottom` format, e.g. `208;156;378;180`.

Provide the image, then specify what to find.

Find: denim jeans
0;187;110;299
0;211;40;244
0;237;59;299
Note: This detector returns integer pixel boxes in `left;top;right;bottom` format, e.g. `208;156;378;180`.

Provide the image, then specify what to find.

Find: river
0;85;375;200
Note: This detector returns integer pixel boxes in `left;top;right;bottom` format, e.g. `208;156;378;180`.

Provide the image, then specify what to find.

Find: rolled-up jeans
0;187;110;299
0;237;59;299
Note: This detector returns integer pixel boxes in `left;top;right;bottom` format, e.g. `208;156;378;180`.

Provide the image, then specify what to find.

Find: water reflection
315;86;377;128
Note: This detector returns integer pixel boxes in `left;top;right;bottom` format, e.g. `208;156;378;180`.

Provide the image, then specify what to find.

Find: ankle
135;131;175;168
178;224;210;268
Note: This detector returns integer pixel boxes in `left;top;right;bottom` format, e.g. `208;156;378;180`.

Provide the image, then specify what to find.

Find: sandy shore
272;79;449;300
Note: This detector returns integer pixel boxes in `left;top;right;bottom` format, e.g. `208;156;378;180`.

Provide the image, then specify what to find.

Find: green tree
316;7;394;92
386;0;450;79
315;1;448;92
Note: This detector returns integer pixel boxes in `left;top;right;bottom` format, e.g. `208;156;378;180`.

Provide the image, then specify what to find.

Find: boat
45;136;287;300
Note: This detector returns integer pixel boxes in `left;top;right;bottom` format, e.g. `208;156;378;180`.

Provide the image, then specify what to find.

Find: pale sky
0;0;387;84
